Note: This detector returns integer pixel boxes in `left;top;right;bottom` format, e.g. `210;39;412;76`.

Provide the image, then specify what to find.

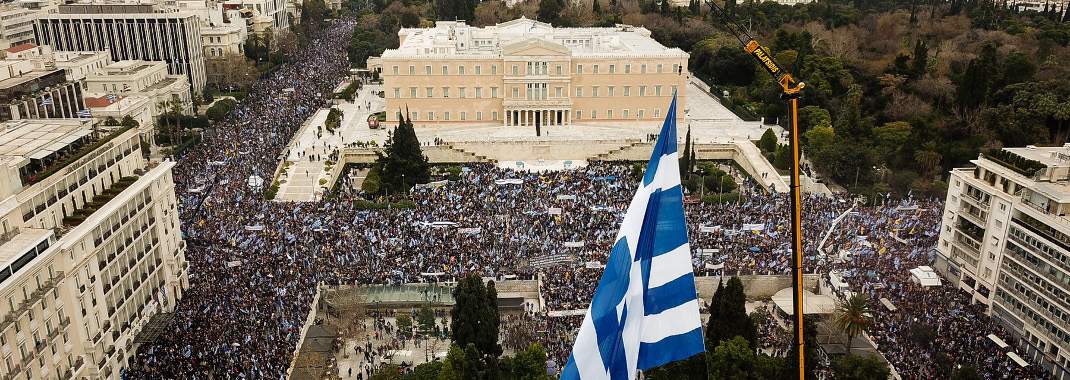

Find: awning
771;288;837;315
27;148;54;160
910;267;942;287
988;334;1009;349
1007;352;1029;367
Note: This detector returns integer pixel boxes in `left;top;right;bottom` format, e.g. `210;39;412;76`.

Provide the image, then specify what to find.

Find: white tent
771;288;836;316
988;334;1009;349
1007;352;1029;367
909;266;942;287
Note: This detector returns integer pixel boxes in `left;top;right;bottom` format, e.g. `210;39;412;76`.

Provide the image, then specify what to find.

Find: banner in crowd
457;227;482;235
585;261;604;269
563;241;585;248
556;195;577;200
742;223;765;231
416;180;448;189
495;179;524;185
245;225;265;231
699;225;721;233
704;262;724;270
226;260;242;268
697;248;719;257
548;207;563;215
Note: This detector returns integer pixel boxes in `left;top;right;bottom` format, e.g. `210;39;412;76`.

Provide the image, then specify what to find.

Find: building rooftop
4;43;35;54
0;227;49;271
382;17;687;59
0;119;93;163
1002;145;1070;168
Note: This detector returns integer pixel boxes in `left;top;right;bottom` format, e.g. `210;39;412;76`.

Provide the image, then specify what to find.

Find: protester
128;18;1045;380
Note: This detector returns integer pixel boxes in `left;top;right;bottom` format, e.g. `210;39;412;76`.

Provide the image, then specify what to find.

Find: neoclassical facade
374;18;689;127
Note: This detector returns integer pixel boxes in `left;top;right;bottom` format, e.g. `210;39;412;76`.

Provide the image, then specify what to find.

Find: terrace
62;175;138;227
17;125;133;186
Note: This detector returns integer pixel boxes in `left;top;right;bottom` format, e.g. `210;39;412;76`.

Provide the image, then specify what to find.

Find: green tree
831;354;890;380
911;39;928;78
103;117;120;126
950;364;982;380
206;98;237;122
362;166;382;194
706;277;756;348
407;361;443;380
397;314;413;339
833;293;873;353
593;0;601;13
371;364;403;380
706;336;783;379
120;115;139;129
418;304;436;336
773;144;792;171
872;121;912;164
376;115;430;195
537;0;564;25
478;281;502;357
437;345;466;380
680;126;692;177
450;274;500;357
326;107;343;133
506;344;551;380
757;128;778;155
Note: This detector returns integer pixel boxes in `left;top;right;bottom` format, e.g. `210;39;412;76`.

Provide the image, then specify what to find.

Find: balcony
63;175;140;227
23;125;134;186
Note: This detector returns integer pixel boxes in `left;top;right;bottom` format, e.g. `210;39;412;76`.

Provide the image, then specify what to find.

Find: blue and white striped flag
40;96;53;106
562;94;704;380
76;109;92;118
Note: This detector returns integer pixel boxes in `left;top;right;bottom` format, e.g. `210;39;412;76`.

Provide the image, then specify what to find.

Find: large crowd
126;17;1050;380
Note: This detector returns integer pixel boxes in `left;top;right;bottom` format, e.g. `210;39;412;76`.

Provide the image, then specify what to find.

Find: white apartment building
0;119;187;379
4;45;113;82
223;0;288;31
33;6;207;94
0;6;38;50
937;145;1070;379
0;59;87;121
83;60;192;114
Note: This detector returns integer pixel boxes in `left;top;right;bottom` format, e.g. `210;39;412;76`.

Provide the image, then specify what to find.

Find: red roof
5;43;36;53
84;96;120;108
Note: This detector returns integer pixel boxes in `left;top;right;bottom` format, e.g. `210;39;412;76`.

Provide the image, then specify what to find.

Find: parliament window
425;66;431;75
458;66;465;75
442;65;448;75
392;66;399;75
609;64;616;73
408;65;415;75
427;111;434;120
393;88;400;98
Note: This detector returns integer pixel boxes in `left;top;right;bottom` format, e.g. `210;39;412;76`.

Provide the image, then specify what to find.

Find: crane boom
704;2;807;379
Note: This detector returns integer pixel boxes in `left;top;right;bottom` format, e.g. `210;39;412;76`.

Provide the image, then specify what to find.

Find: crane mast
705;2;807;379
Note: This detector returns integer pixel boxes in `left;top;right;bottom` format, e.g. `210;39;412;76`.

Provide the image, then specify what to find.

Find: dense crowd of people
124;17;1050;380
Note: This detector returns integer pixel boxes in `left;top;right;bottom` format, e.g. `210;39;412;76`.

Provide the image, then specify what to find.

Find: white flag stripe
639;299;701;343
573;312;610;380
647;244;693;288
644;153;681;191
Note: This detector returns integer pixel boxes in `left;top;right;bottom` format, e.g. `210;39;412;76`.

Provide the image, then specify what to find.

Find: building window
393;88;400;98
672;64;679;73
623;109;630;118
657;64;663;73
513;87;519;98
624;86;630;96
442;65;448;75
411;111;418;120
592;110;598;119
654;108;661;118
408;65;415;75
492;111;498;120
555;87;562;97
609;64;616;74
427;111;434;121
607;86;614;96
475;65;481;75
556;65;562;75
425;66;432;75
410;87;417;98
607;109;613;118
576;87;582;97
459;87;466;98
625;64;631;74
671;85;678;95
477;112;483;121
392;66;399;75
593;64;599;74
492;87;498;98
575;110;582;119
639;86;647;96
512;65;518;75
655;85;662;96
444;112;450;121
443;87;450;98
459;65;465;75
592;86;599;97
460;112;466;121
475;87;482;98
426;87;433;97
491;65;497;74
641;64;647;73
638;109;645;118
576;64;583;74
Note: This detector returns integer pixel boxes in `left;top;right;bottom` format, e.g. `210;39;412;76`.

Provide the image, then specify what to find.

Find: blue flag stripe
643;272;698;315
637;327;705;370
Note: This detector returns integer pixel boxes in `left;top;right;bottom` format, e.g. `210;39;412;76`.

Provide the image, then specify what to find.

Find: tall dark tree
911;39;928;78
538;0;564;24
706;277;756;348
478;281;502;356
680;126;692;177
660;0;669;14
376;115;430;194
450;274;487;351
593;0;601;13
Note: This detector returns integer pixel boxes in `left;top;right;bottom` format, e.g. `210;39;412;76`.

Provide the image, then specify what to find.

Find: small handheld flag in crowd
562;94;704;380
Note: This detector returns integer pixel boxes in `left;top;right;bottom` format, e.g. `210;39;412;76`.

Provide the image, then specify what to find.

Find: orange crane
705;2;808;379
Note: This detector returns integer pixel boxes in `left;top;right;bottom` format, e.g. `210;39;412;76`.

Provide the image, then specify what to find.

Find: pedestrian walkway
275;82;386;201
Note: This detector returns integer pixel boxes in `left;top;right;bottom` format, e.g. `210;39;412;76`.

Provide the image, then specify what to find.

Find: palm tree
834;293;873;354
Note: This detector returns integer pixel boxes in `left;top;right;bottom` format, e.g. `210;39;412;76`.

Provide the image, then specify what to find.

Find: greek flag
76;109;92;118
562;94;704;380
40;96;53;106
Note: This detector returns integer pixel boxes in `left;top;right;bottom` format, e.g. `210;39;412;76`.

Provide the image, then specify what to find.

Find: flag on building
562;94;704;380
40;96;53;106
76;109;92;118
